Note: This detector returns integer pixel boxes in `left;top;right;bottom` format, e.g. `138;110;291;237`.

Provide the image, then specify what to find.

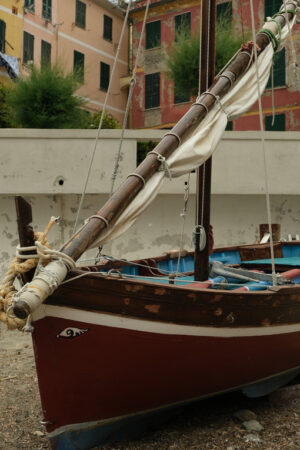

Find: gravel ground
1;324;299;450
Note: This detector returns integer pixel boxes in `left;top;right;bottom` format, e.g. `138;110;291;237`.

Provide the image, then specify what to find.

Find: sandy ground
1;324;300;450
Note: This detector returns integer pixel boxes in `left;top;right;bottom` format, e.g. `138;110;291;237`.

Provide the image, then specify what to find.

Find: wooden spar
194;0;216;281
15;196;36;283
59;4;297;263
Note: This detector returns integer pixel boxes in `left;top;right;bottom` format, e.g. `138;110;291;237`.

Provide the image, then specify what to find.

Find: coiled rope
0;217;59;330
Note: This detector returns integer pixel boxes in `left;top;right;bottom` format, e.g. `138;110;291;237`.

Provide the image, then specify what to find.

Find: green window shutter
217;1;232;21
174;83;190;104
76;0;86;28
265;0;282;18
100;62;110;91
145;73;160;109
74;50;84;81
42;0;52;21
23;31;34;64
0;20;6;53
24;0;35;10
175;12;191;40
265;113;285;131
266;47;285;88
225;121;233;131
41;40;51;68
146;21;161;49
103;15;112;41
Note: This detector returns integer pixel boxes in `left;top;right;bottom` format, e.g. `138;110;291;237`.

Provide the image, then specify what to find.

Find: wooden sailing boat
5;1;300;449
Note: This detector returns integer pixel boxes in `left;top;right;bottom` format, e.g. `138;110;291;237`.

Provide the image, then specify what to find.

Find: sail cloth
91;17;295;248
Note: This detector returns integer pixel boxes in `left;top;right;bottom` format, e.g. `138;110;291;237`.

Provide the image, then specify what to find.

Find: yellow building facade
0;0;23;84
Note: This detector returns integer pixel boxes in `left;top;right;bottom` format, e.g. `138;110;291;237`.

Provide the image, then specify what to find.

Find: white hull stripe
32;304;300;338
58;32;127;66
47;365;300;439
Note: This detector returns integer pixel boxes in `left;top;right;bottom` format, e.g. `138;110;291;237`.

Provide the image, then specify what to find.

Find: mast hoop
218;71;235;87
163;132;182;146
201;91;228;117
127;173;146;187
192;101;209;113
147;151;172;180
89;215;109;228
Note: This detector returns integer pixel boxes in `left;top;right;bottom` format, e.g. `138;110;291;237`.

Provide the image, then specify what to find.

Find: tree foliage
165;14;244;97
90;110;120;129
0;82;14;128
7;65;89;128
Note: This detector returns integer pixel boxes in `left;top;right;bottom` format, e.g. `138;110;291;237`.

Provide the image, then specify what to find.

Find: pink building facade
22;0;129;122
130;0;300;131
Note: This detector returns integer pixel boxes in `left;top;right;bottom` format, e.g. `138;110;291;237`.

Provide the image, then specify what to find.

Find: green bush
0;82;14;128
90;110;120;129
7;65;88;128
165;13;244;98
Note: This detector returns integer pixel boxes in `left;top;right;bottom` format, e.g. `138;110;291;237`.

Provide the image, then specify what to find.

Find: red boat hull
32;306;300;439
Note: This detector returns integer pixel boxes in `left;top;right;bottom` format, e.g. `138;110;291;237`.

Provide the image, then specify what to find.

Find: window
265;113;285;131
146;21;161;49
265;0;282;18
0;20;6;53
225;121;233;131
174;83;189;104
103;15;112;41
175;12;191;40
41;40;51;68
74;50;84;81
266;48;285;88
100;62;110;91
42;0;51;21
23;31;34;64
76;0;86;28
217;1;232;20
24;0;35;12
145;73;160;109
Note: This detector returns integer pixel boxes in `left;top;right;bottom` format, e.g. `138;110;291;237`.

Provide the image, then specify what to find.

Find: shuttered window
76;0;86;29
265;113;285;131
145;73;160;109
175;12;191;39
103;15;112;41
266;48;285;88
74;50;84;81
225;121;233;131
41;40;51;68
265;0;282;18
42;0;52;21
146;21;161;49
217;1;232;20
23;31;34;64
100;62;110;91
24;0;35;11
0;20;6;53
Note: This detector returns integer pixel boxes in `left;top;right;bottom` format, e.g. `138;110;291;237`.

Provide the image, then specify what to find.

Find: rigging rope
0;217;58;330
249;0;278;285
73;0;133;234
176;174;191;276
110;0;151;196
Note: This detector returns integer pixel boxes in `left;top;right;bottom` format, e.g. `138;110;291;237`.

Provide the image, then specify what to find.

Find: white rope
73;0;133;233
17;241;76;270
249;0;277;285
110;0;151;196
176;173;191;275
147;151;172;180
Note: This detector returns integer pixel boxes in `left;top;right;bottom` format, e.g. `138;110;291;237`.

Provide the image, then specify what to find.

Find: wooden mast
194;0;216;281
13;2;298;320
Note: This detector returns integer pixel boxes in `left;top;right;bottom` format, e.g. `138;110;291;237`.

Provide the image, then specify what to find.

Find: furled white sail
91;17;295;248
